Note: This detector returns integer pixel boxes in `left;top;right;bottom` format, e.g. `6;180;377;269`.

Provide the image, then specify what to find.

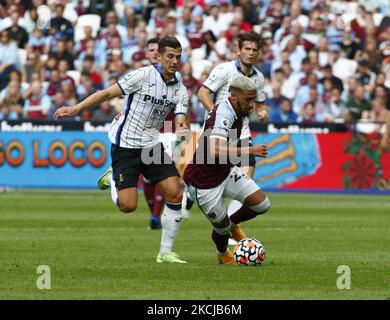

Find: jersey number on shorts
232;173;244;183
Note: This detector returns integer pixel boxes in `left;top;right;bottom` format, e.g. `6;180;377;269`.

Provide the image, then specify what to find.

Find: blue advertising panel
0;132;111;188
251;133;321;189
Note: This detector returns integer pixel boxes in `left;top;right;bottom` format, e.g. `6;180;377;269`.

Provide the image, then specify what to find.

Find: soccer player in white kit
55;37;189;264
183;31;269;231
143;37;186;230
98;37;184;230
183;76;271;264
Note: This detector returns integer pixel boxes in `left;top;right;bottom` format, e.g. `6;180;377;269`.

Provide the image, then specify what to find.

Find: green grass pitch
0;189;389;299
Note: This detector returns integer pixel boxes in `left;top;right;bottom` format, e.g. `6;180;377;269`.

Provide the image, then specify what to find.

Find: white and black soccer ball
233;238;265;266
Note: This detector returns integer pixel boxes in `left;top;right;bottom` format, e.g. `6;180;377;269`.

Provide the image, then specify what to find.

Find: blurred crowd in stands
0;0;390;131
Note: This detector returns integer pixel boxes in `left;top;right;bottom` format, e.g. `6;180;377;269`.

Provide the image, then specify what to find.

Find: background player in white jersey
136;37;170;230
183;31;269;228
142;38;165;230
55;37;189;264
183;76;271;264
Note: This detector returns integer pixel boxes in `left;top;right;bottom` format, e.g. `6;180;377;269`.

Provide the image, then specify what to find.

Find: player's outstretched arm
249;144;268;158
210;137;268;159
54;83;122;120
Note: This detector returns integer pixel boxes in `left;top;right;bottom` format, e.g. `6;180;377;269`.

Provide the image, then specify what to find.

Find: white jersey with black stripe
109;65;188;149
202;60;266;140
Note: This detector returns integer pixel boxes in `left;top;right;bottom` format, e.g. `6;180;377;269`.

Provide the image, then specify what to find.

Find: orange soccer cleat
230;224;246;242
217;250;236;265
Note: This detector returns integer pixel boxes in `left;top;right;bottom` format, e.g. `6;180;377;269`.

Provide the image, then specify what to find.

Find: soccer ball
233;238;266;266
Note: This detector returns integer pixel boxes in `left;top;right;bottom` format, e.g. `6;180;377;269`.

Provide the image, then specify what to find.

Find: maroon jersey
187;30;205;49
26;96;46;119
184;98;243;189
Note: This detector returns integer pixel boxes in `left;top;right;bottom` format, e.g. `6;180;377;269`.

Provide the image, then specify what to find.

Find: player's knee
249;196;271;215
165;190;182;204
118;201;137;213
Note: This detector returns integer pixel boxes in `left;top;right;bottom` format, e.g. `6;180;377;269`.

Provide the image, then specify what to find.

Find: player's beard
236;100;250;116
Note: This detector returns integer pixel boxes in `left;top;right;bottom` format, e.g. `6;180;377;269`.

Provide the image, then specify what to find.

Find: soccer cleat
217;250;236;265
148;216;162;230
156;252;187;264
230;224;246;242
97;166;112;190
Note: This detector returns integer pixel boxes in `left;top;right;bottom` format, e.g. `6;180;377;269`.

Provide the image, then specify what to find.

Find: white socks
227;199;242;217
159;203;182;256
110;174;119;208
109;175;182;255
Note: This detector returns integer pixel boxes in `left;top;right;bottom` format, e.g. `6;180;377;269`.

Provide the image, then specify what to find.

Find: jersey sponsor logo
143;94;177;108
151;108;167;119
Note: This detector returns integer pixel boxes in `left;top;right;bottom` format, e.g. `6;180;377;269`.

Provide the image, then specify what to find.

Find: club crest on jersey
220;118;229;128
172;88;179;98
144;94;176;108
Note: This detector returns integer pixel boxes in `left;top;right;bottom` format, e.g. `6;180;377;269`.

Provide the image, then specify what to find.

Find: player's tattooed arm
54;83;122;120
210;137;268;159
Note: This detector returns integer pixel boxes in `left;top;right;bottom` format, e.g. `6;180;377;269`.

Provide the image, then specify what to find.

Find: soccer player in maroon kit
183;76;271;264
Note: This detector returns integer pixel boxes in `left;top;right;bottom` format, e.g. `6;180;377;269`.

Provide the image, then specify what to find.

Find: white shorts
186;166;260;223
